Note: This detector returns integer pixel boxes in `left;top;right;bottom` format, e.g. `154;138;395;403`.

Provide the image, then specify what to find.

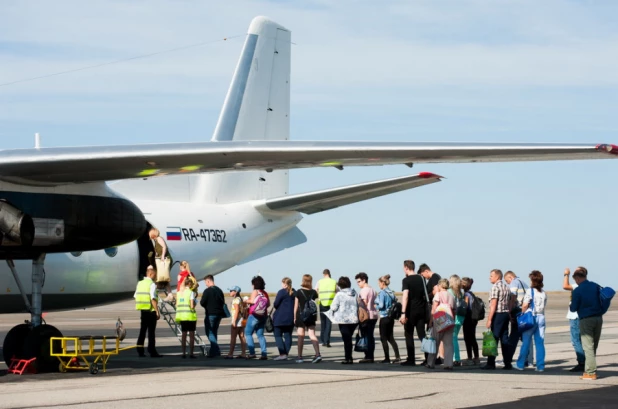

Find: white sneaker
273;355;288;361
295;357;304;363
496;359;505;367
312;355;322;364
535;369;544;372
514;366;524;371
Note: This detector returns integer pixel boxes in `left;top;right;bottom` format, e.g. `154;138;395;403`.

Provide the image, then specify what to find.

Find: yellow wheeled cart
50;336;139;374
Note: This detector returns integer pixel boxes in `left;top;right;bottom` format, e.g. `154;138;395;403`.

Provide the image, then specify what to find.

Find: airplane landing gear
2;254;63;372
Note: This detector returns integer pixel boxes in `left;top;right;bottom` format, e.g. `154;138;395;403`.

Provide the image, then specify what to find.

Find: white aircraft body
1;16;617;370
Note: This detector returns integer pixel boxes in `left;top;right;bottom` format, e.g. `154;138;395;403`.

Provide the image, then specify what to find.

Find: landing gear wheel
23;324;63;373
2;323;30;364
89;363;99;375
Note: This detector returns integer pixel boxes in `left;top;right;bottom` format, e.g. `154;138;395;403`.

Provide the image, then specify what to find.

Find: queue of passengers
136;255;610;380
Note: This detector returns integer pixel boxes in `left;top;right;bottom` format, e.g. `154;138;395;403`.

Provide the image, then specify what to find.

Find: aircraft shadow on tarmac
468;384;618;409
3;340;616;381
1;324;617;382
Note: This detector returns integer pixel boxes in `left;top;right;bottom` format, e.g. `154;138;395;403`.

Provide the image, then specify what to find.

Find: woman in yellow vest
176;276;198;358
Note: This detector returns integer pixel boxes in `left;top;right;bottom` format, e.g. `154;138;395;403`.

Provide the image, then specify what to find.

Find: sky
2;0;618;293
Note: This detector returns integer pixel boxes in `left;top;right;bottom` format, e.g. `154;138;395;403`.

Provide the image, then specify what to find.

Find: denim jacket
375;288;396;318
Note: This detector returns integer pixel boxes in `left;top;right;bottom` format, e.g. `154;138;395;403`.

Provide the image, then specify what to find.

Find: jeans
453;323;462;362
487;312;511;367
506;316;519;365
137;310;158;356
245;315;267;357
517;314;546;370
379;316;400;360
319;305;332;345
404;310;426;363
274;325;293;355
580;316;603;374
570;318;586;364
204;315;222;357
338;323;358;361
462;312;479;359
361;319;378;360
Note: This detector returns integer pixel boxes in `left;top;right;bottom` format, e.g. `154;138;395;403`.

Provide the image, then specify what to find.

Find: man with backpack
570;268;605;380
563;267;586;373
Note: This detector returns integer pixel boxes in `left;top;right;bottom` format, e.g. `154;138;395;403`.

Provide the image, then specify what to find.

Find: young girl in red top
177;261;196;292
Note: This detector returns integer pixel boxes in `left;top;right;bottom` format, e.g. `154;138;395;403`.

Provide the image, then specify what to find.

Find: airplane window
70;251;82;257
104;247;118;258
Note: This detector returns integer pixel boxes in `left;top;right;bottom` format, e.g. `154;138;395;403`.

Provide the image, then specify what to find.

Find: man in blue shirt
570;268;603;380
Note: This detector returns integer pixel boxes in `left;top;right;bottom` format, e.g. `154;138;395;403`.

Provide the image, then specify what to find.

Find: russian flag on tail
166;227;182;241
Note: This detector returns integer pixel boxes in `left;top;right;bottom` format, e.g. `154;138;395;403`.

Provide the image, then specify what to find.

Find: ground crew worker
134;266;162;358
176;276;198;358
316;269;337;347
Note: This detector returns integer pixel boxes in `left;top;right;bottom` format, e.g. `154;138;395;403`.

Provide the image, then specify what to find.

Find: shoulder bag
516;289;535;332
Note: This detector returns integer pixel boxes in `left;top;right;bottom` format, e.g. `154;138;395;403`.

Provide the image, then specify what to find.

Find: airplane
1;15;617;372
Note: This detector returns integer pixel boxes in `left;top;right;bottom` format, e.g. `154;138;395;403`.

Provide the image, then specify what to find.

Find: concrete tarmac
0;292;616;409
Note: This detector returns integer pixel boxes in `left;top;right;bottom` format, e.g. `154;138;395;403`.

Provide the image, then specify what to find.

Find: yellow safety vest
175;289;197;322
135;277;154;311
318;277;337;307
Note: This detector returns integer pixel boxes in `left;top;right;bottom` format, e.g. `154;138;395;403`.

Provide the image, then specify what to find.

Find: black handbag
265;309;274;333
354;330;367;352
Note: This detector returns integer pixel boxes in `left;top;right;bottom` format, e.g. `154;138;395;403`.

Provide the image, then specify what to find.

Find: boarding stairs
157;294;208;356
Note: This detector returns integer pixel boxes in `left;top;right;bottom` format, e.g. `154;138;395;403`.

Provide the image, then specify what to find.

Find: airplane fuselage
0;193;302;313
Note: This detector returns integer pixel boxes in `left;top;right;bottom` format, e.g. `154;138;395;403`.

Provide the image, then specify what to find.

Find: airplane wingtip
595;144;618;155
418;171;444;179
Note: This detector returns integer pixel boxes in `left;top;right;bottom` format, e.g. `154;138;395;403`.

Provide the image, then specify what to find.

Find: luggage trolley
50;336;138;374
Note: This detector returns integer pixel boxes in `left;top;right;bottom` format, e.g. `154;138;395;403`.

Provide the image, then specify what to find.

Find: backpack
235;296;248;319
300;290;318;325
455;296;467;317
469;291;486;321
599;285;615;315
249;291;269;316
357;296;369;324
386;293;402;320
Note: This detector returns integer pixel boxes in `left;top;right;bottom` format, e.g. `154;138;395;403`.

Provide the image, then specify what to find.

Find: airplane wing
0;141;616;185
257;172;442;214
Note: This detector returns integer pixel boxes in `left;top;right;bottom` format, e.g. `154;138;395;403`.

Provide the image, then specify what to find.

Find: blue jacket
273;288;295;326
375;288;396;318
570;280;603;319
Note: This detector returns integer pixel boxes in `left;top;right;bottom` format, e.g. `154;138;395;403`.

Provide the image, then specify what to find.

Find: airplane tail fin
196;16;291;203
110;17;291;204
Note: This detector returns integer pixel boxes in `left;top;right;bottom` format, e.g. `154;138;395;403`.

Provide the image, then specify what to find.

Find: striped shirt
490;280;511;313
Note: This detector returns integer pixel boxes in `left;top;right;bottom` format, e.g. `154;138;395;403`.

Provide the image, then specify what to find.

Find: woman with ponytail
375;274;401;364
272;277;295;360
